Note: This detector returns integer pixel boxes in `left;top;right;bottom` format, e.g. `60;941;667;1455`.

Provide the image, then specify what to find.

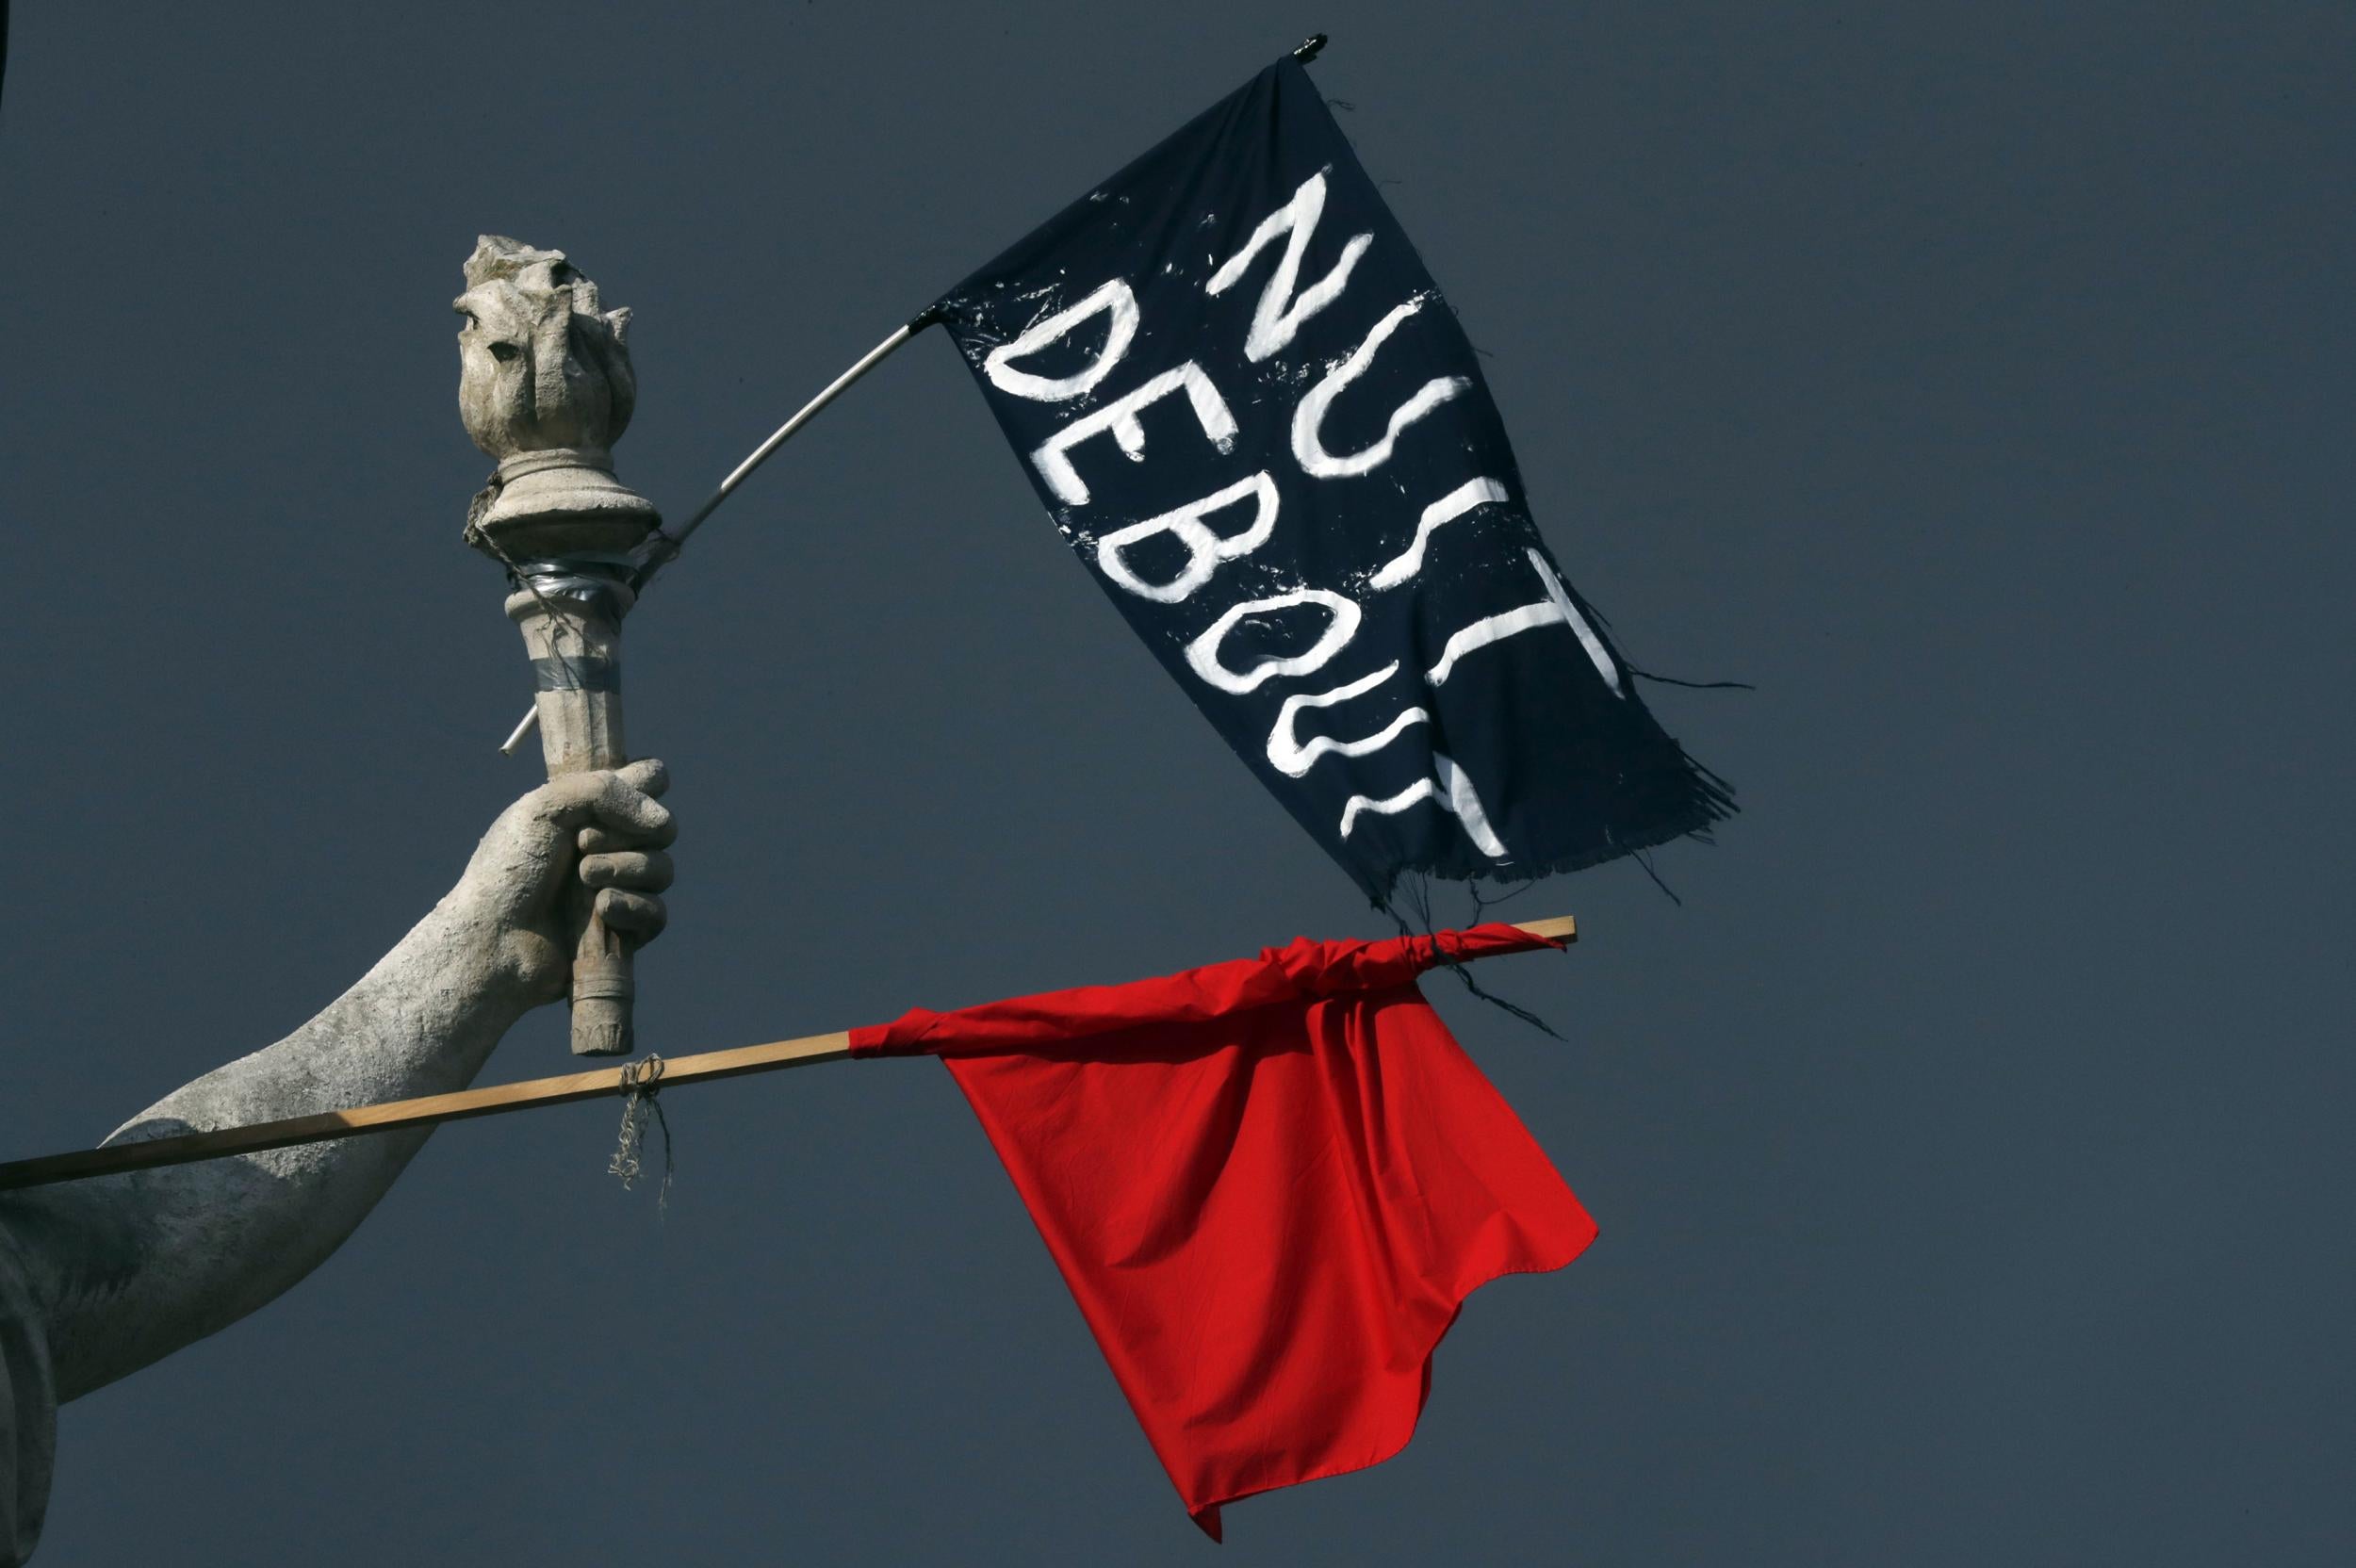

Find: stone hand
458;757;677;1004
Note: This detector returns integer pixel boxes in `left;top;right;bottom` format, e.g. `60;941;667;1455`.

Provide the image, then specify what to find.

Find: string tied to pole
609;1052;675;1211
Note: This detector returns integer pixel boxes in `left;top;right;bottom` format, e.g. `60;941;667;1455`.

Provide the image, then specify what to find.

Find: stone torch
456;236;660;1055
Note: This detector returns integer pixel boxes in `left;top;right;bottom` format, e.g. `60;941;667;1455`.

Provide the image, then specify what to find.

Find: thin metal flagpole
0;915;1572;1191
653;313;937;569
499;310;937;753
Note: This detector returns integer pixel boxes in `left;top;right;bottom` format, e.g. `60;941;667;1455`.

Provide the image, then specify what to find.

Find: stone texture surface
455;236;660;561
508;575;642;1055
454;236;637;461
0;763;674;1410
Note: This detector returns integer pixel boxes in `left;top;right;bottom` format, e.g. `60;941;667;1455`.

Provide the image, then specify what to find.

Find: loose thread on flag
1628;664;1759;692
1387;875;1565;1038
609;1052;675;1212
1628;845;1684;906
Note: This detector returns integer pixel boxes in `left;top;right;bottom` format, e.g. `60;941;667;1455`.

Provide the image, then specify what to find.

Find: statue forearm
0;761;672;1403
0;893;536;1401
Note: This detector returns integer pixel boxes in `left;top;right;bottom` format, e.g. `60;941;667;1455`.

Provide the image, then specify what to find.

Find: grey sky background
3;2;2351;1562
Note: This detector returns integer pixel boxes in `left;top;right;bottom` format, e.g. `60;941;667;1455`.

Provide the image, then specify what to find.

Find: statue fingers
580;848;675;893
614;757;668;798
586;770;677;846
537;760;673;844
594;888;667;939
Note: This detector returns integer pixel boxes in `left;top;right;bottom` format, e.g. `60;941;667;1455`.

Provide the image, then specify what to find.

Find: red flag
849;923;1596;1537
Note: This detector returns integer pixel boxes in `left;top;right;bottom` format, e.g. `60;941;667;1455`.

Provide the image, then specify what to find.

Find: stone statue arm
0;761;676;1401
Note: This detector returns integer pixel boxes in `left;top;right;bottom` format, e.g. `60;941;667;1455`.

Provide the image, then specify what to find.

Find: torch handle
554;718;636;1060
507;585;636;1057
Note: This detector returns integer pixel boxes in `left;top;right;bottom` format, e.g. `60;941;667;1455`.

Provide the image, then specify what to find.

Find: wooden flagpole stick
0;916;1572;1192
0;1032;855;1193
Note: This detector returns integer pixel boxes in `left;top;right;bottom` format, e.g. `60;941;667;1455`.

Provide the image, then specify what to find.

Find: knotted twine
609;1053;675;1212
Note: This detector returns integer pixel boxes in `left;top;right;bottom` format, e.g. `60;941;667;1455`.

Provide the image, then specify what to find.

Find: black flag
932;57;1731;903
